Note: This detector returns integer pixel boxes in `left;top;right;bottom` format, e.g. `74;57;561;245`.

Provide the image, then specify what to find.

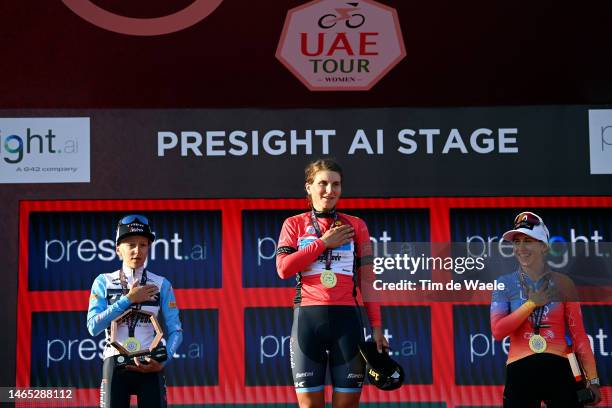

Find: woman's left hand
587;384;601;405
372;327;389;353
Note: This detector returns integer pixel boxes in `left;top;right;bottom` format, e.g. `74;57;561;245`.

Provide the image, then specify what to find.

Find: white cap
502;211;550;243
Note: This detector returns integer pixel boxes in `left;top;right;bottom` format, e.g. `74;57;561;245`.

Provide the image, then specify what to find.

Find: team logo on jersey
306;226;316;234
298;236;318;249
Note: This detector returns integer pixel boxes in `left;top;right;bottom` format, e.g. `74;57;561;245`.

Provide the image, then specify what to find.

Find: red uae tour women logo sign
276;0;406;91
62;0;224;36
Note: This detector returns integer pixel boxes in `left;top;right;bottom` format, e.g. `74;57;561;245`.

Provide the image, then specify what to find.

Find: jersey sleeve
160;278;183;365
86;274;131;336
490;282;535;340
354;219;381;328
276;216;326;279
557;275;598;380
565;302;598;380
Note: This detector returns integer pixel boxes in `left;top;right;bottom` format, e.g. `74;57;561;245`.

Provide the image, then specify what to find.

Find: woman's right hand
528;280;556;307
127;283;158;304
320;225;354;249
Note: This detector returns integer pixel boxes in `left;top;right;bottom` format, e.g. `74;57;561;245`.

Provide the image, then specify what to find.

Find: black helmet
359;342;404;391
115;214;155;245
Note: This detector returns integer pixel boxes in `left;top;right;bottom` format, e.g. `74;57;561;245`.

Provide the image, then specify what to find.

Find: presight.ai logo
0;129;58;164
0;118;90;184
588;109;612;174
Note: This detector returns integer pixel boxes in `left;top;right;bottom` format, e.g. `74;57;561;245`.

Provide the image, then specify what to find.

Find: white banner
589;109;612;174
0;118;90;183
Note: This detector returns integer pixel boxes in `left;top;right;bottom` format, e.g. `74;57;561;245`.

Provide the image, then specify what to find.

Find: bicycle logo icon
318;2;365;29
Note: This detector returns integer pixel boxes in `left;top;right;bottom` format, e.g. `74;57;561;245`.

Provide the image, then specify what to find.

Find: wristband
524;300;536;309
589;377;600;386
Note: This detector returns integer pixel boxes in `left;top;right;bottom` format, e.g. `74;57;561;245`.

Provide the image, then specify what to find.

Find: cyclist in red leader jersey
491;211;601;407
276;158;388;408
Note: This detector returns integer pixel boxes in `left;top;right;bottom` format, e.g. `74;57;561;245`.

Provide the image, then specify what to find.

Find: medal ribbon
119;269;148;338
518;271;547;335
310;210;337;270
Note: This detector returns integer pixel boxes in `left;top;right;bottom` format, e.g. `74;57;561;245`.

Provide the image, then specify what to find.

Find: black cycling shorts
290;305;365;393
100;356;167;408
503;353;583;408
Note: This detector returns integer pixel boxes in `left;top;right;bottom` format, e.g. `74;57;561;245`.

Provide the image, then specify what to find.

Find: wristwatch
588;377;600;386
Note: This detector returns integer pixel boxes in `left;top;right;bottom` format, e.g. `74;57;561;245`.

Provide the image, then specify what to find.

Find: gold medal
123;337;141;353
529;334;547;353
320;271;337;288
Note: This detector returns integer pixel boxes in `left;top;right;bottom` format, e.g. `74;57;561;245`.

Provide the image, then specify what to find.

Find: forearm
566;302;599;380
87;295;131;336
491;301;535;340
164;329;183;363
364;301;381;328
276;239;326;279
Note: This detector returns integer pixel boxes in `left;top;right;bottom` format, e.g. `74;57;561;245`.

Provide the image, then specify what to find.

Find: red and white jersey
276;211;381;327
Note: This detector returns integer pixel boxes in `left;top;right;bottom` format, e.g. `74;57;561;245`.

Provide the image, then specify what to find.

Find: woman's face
512;233;547;270
116;235;150;269
306;170;342;211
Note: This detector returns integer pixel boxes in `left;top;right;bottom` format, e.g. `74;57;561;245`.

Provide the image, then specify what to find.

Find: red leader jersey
276;211;381;327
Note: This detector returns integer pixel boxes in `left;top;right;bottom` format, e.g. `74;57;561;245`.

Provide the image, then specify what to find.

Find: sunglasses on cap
513;212;541;231
118;214;149;226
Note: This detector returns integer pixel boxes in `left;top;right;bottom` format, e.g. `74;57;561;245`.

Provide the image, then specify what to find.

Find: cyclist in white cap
491;211;600;407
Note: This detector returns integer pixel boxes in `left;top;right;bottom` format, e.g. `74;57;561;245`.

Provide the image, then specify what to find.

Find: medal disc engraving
529;334;547;353
320;271;337;288
123;337;141;352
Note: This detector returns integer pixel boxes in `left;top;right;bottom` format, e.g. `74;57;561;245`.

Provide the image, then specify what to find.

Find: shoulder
91;270;118;292
338;213;369;238
549;271;573;285
338;213;370;245
145;270;166;287
338;212;366;228
280;212;311;233
497;271;517;285
283;212;310;224
549;271;578;299
493;272;518;295
99;270;120;284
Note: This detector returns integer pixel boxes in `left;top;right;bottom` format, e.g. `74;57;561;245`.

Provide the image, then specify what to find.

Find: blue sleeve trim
160;278;183;364
295;385;325;393
86;275;131;336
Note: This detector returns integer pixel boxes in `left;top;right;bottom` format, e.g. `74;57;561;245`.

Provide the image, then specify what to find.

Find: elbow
87;320;98;337
276;267;289;279
167;330;184;357
176;331;184;350
87;315;104;337
491;325;505;341
276;260;290;279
